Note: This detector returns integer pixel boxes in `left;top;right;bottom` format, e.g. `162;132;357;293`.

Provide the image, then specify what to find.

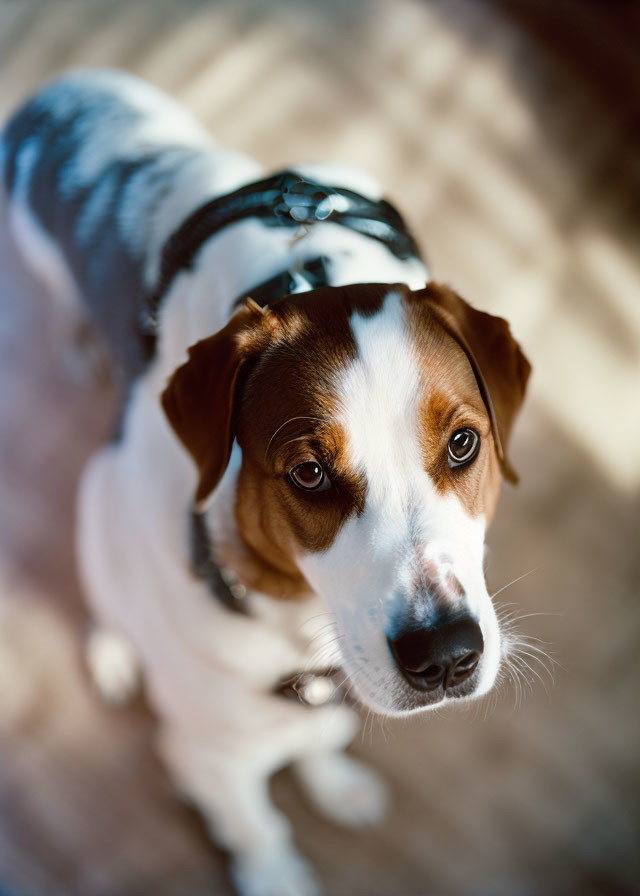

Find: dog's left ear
161;299;271;510
418;282;531;483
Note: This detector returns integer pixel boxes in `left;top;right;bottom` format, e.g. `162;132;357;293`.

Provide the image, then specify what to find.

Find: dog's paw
86;629;140;705
295;752;390;829
230;847;321;896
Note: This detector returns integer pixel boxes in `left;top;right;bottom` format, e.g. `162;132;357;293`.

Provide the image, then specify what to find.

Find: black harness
141;169;422;334
151;170;422;705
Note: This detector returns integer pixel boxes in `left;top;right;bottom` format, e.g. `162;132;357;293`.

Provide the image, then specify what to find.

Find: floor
0;1;638;895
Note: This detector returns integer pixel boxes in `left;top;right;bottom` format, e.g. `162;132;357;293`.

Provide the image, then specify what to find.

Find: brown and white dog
1;70;530;896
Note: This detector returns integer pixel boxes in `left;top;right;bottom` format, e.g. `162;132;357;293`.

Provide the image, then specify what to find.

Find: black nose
389;618;484;692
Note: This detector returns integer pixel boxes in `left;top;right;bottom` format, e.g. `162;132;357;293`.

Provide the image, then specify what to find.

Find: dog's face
162;282;530;716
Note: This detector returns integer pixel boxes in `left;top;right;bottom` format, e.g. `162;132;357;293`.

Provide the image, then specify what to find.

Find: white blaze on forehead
298;290;501;713
329;288;488;593
337;290;427;515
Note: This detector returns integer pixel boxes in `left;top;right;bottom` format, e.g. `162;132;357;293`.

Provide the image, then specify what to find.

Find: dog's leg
158;726;320;896
294;751;389;829
86;628;141;705
291;705;389;829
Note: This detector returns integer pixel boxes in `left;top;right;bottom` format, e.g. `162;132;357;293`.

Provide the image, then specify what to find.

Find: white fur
4;70;503;896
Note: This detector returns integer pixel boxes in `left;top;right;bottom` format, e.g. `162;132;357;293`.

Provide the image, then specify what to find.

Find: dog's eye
289;461;330;492
447;428;480;467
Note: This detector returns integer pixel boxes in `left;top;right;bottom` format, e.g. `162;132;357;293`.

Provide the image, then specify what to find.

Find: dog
1;69;530;896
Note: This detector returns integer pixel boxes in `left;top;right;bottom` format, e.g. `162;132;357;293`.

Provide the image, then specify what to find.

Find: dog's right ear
161;299;270;511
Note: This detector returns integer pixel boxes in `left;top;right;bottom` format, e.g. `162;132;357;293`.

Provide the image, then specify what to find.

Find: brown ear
420;282;531;484
161;300;268;509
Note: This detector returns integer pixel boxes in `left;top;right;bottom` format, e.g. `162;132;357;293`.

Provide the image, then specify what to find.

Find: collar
232;254;331;310
190;510;250;615
190;511;344;708
275;669;343;706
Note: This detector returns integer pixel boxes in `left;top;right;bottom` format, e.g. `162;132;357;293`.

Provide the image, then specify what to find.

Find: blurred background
0;0;638;894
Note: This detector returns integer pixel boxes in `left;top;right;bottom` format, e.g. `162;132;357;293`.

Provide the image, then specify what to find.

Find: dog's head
162;282;530;715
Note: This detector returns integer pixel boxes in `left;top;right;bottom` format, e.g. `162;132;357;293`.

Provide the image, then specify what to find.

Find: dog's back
1;69;260;384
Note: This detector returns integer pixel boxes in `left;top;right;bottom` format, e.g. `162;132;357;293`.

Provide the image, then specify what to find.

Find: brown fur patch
404;289;503;520
161;282;528;597
414;283;531;484
234;287;377;572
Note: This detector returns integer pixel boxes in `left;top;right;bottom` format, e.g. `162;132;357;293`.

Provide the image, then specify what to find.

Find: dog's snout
389;618;484;692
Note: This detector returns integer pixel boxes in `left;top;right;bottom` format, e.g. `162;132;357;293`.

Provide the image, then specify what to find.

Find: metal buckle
274;174;337;225
276;670;340;706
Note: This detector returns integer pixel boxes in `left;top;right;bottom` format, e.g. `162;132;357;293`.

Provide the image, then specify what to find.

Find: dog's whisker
379;712;390;745
506;611;563;622
510;654;539;696
300;647;341;677
294;612;335;637
513;633;555;646
302;633;344;670
502;661;519;711
497;581;562;709
302;637;339;664
303;619;340;643
504;629;559;670
514;639;559;664
513;653;548;692
365;708;376;746
490;564;548;602
501;655;528;710
515;647;557;682
340;681;356;708
305;621;340;643
303;625;341;651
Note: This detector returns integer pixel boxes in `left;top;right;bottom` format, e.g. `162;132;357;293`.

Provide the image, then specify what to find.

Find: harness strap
141;169;421;333
232;255;330;310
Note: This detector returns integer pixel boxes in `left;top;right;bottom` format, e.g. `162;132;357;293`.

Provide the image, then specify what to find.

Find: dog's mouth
389;669;483;713
337;651;488;716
